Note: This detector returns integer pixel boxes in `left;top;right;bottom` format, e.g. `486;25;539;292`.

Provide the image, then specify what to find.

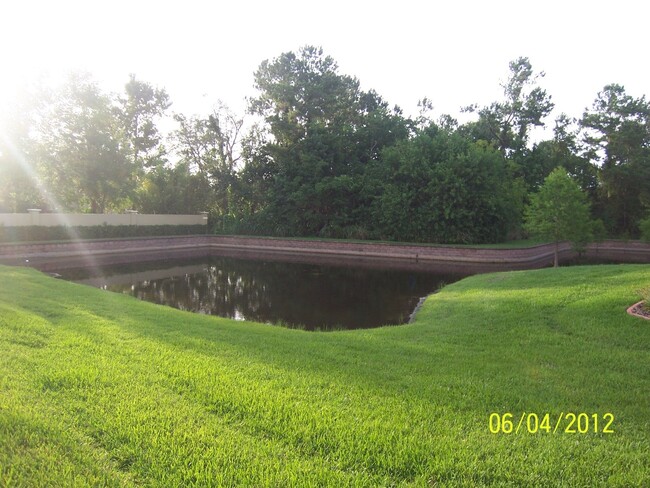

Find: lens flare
0;130;102;275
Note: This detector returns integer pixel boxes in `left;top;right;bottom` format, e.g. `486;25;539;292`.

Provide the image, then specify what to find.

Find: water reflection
61;256;464;330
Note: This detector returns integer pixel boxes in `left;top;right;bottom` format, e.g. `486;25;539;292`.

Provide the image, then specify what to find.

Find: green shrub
591;218;608;242
640;216;650;243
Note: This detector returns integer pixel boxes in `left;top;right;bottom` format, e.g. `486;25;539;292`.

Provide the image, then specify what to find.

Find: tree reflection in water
65;256;464;330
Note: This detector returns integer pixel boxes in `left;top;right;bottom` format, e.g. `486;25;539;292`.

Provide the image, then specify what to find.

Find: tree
237;123;275;218
581;84;650;236
521;114;598;194
463;57;554;155
207;103;244;224
35;73;131;213
117;74;171;173
525;168;596;267
366;127;524;244
248;46;409;237
640;214;650;243
0;102;42;212
136;162;212;214
170;103;244;224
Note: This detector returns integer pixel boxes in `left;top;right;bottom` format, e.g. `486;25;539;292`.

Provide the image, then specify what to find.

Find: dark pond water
57;255;466;330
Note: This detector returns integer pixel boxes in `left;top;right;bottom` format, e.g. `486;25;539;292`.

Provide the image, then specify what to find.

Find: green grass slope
0;264;648;486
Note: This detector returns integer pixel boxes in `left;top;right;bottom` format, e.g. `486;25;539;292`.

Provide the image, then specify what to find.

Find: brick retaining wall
0;236;648;272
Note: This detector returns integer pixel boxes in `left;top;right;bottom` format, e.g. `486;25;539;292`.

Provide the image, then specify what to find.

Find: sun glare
0;128;103;274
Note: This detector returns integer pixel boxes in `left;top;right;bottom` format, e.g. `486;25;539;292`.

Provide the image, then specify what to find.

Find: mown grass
0;263;649;486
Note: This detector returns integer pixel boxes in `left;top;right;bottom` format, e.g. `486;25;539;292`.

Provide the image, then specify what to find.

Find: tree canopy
525;168;596;266
581;84;650;236
36;73;131;213
248;46;410;237
1;46;648;246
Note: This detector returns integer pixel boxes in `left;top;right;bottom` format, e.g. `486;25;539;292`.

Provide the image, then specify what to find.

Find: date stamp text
488;412;615;434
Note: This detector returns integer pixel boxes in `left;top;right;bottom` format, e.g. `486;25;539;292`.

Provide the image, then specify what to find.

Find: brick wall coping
0;235;648;268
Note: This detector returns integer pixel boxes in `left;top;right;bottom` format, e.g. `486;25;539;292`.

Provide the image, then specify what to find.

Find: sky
1;0;649;129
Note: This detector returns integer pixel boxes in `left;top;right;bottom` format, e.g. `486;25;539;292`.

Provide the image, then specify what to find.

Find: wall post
27;209;42;226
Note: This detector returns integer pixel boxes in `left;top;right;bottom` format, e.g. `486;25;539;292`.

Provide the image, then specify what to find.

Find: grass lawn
0;263;649;486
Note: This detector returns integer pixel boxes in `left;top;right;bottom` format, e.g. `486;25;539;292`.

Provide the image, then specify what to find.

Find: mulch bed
627;301;650;320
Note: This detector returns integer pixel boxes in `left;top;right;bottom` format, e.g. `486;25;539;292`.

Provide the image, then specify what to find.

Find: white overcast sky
1;0;648;126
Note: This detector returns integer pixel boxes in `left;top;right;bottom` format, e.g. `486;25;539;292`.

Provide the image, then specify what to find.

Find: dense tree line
1;46;649;243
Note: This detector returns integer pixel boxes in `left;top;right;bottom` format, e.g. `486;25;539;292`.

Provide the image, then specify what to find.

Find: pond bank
1;264;649;485
0;235;648;272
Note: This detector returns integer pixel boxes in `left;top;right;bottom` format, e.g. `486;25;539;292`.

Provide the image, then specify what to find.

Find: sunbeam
0;129;102;275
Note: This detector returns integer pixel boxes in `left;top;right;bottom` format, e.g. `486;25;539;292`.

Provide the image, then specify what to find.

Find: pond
55;255;467;330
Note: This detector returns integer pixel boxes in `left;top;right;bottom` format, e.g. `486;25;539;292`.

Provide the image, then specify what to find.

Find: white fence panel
0;212;208;227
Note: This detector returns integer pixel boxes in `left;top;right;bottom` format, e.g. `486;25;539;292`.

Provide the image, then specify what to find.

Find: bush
0;225;209;243
591;219;608;242
640;216;650;243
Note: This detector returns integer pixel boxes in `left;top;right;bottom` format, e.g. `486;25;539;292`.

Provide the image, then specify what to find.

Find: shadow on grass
5;264;647;413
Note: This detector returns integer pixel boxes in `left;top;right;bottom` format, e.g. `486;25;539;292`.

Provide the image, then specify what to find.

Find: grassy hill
0;264;648;486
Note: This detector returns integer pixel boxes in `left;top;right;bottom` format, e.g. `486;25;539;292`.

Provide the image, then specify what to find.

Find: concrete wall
0;211;208;227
